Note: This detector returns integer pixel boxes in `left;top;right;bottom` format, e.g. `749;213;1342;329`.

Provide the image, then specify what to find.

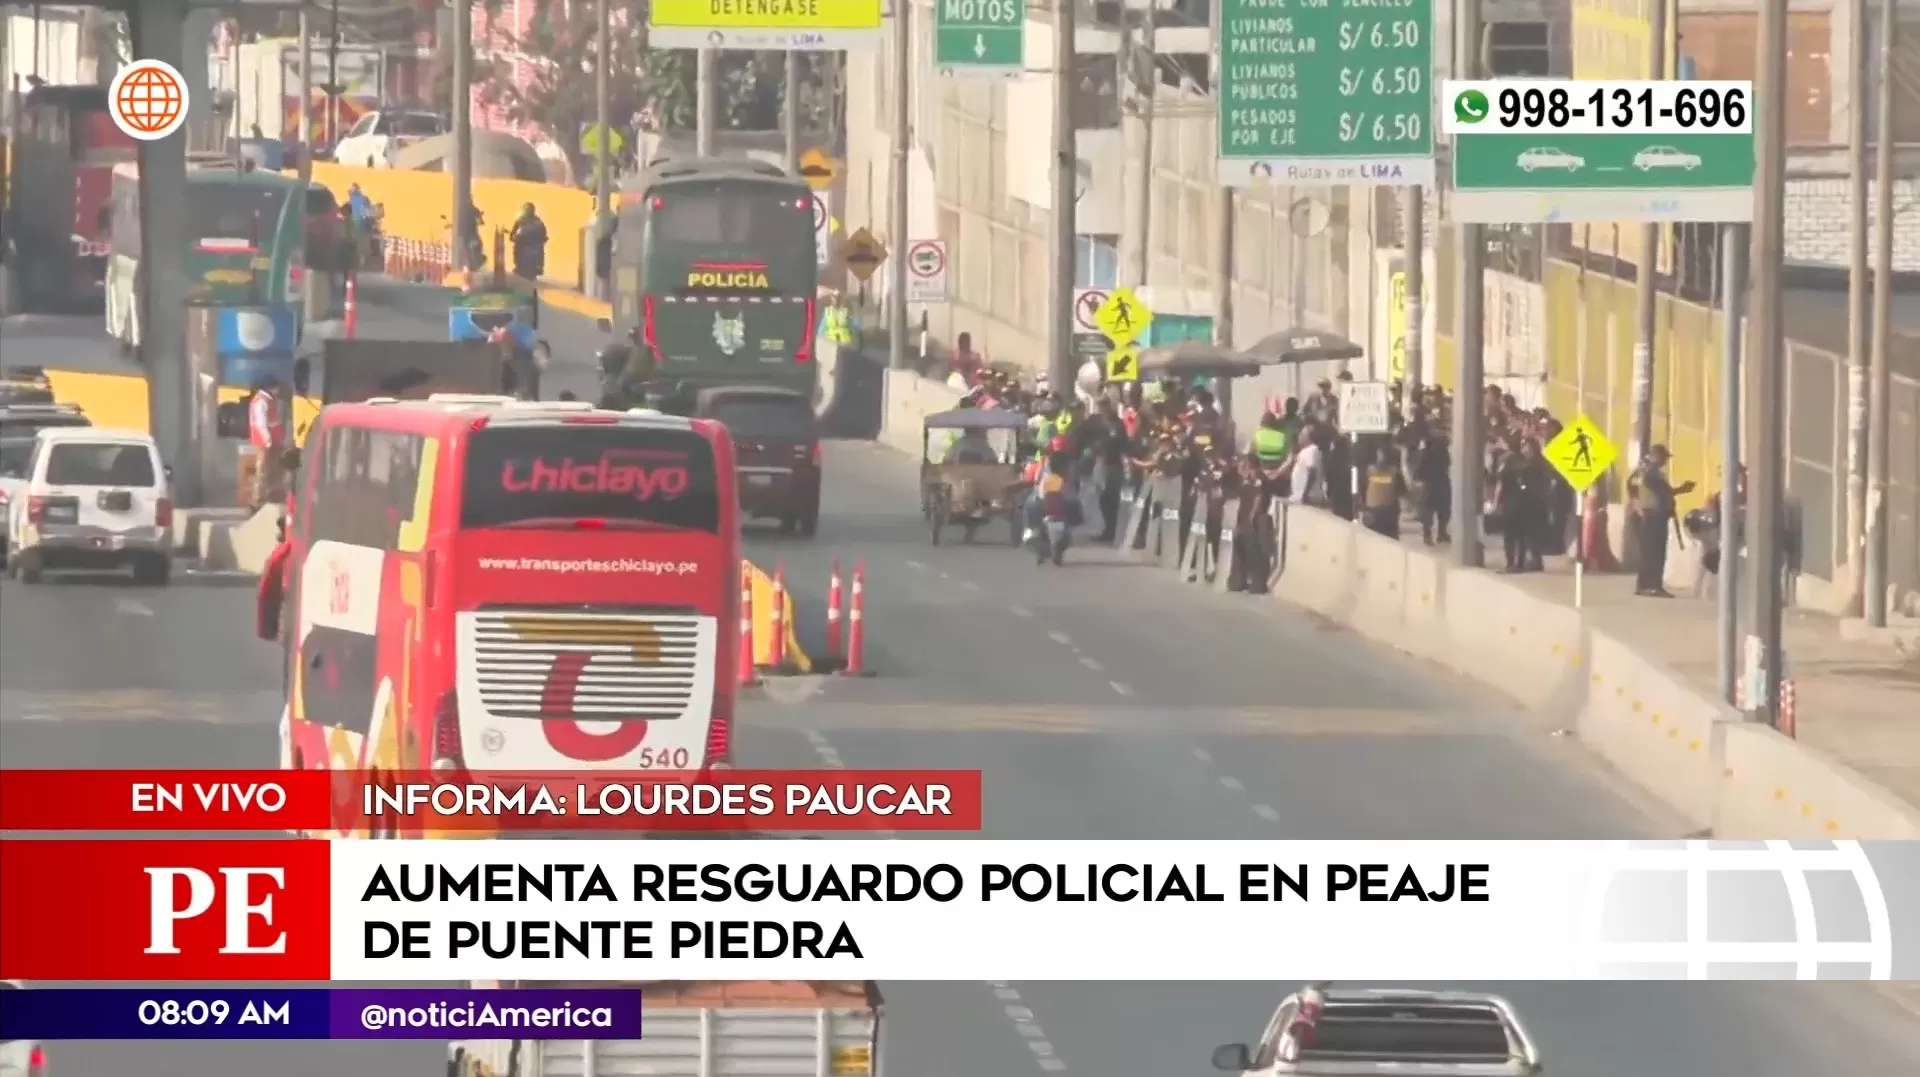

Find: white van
4;427;173;585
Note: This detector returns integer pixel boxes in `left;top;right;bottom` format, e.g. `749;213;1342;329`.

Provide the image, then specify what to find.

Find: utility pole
130;0;196;504
1865;0;1898;627
783;53;803;171
594;0;611;220
1450;4;1486;570
1843;0;1871;615
1743;0;1788;727
695;49;717;156
450;0;473;273
1629;0;1670;470
1403;186;1424;392
296;11;312;186
1208;0;1233;420
1716;224;1745;704
326;0;341;153
1118;2;1156;287
886;0;910;371
1048;0;1079;391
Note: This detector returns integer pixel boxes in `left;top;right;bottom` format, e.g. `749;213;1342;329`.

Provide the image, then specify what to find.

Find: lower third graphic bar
0;988;643;1040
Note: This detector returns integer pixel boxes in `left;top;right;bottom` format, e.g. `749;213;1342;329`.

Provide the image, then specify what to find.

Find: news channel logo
1579;840;1920;980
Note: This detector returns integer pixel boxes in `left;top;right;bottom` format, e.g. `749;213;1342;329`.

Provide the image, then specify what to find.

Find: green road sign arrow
936;0;1025;74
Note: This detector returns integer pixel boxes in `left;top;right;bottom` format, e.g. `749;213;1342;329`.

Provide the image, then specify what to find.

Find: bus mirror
256;572;284;642
596;317;612;333
282;447;302;472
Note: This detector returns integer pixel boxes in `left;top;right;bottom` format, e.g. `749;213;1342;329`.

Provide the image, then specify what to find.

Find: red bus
4;84;137;310
256;395;741;825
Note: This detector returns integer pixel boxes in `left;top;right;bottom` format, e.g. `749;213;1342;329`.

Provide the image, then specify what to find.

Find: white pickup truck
449;981;882;1077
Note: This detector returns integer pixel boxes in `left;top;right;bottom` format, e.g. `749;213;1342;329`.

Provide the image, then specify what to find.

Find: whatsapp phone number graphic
1443;80;1752;136
0;988;642;1040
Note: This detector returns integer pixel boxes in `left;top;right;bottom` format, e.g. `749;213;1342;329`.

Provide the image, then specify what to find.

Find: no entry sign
906;239;949;304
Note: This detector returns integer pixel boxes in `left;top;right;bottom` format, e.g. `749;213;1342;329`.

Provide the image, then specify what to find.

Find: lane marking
114;597;155;617
1010;604;1034;618
961;580;982;593
986;981;1069;1073
1078;656;1103;672
905;560;928;571
1192;747;1213;764
1109;680;1133;696
803;729;845;769
1218;775;1245;793
1047;630;1073;647
1252;803;1281;822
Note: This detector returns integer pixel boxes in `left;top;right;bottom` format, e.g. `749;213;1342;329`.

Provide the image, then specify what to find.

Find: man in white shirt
1289;424;1326;506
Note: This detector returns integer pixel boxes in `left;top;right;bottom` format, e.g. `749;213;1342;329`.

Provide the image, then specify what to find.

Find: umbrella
1245;328;1365;365
1137;341;1261;380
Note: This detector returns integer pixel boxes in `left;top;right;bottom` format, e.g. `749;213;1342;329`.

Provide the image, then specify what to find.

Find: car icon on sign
1517;148;1585;173
1633;145;1703;171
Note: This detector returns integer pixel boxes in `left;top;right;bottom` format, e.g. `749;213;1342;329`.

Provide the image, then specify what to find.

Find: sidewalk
1502;557;1920;813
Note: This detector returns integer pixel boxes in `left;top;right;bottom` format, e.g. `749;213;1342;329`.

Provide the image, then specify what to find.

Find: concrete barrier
1255;504;1920;839
879;368;965;457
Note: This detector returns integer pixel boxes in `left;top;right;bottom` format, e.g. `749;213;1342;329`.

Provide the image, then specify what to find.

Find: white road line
114;597;154;617
1191;747;1213;764
1047;630;1073;647
1252;803;1281;822
1078;656;1103;672
987;982;1068;1073
1010;605;1035;618
961;580;982;593
1218;775;1245;793
803;729;845;769
1109;680;1133;696
905;560;928;571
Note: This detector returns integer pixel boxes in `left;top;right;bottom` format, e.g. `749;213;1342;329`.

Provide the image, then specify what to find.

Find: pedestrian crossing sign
1543;414;1617;493
1105;344;1140;382
1092;287;1152;347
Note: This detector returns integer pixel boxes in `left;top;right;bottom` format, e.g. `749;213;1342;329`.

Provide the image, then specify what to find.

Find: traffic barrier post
737;561;759;687
1123;482;1156;551
768;560;788;670
838;559;872;677
1180;514;1208;582
825;557;844;656
1212;498;1241;593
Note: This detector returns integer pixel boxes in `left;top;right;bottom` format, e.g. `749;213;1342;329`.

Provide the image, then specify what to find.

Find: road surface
5;292;1918;1077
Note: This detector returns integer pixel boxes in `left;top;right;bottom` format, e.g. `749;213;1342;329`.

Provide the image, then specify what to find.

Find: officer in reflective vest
248;383;289;508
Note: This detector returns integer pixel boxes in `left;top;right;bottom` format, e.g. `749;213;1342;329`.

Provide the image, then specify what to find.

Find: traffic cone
825;558;844;657
838;559;869;677
768;560;788;671
343;275;358;339
737;561;759;687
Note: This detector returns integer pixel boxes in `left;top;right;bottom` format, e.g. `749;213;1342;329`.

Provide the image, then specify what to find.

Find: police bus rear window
461;426;720;534
1301;1004;1512;1061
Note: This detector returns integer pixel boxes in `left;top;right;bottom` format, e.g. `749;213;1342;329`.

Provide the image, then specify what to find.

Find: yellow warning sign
1092;287;1152;347
1543;414;1617;493
840;227;888;283
1105;344;1140;382
798;147;839;192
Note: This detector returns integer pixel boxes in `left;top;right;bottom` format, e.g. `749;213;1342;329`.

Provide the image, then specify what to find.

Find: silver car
1211;985;1541;1076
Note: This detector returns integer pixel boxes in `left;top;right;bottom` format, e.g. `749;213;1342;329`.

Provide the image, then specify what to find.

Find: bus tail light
431;689;464;770
640;295;664;362
26;496;48;523
28;1045;47;1077
795;297;816;363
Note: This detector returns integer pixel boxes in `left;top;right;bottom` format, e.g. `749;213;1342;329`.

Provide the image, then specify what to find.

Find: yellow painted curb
745;560;812;674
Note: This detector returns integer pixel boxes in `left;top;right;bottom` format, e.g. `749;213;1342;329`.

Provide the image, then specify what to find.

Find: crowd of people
944;348;1728;599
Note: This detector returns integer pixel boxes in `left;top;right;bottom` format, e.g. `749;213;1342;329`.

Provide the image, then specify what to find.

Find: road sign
936;0;1025;77
646;0;882;49
905;240;949;303
1449;131;1755;223
1105;345;1140;383
579;123;625;159
798;148;839;192
1543;414;1618;493
1337;381;1392;434
1216;0;1435;187
841;227;888;283
812;196;833;267
1092;288;1151;348
1070;288;1108;363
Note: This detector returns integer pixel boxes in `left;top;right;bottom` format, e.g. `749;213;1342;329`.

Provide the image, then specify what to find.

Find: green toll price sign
1216;0;1436;188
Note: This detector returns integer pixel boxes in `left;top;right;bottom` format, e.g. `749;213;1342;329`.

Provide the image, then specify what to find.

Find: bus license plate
748;474;774;487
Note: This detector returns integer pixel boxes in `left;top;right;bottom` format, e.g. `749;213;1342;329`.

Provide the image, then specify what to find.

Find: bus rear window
190;185;296;248
461;426;720;533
